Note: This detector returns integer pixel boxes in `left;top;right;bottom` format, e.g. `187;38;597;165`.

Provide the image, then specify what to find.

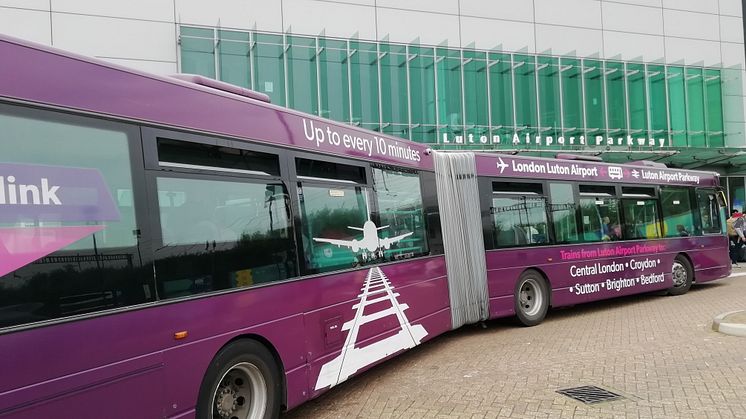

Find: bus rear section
470;153;730;325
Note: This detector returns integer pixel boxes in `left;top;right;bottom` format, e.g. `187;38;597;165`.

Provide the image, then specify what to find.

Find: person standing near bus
727;209;745;265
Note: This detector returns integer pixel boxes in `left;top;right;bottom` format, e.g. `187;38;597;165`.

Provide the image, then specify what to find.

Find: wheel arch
215;333;288;412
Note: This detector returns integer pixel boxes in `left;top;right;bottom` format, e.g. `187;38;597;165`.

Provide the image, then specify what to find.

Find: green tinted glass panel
373;169;429;258
350;41;380;131
379;43;409;138
729;177;745;212
647;64;667;142
538;56;561;138
583;59;605;136
514;55;537;130
705;69;724;147
436;48;464;141
181;27;215;78
319;39;349;122
605;61;626;138
667;66;687;146
409;46;437;143
488;53;514;131
627;63;647;133
218;30;250;88
287;35;318;115
686;67;706;147
252;33;285;106
463;50;489;134
561;58;583;136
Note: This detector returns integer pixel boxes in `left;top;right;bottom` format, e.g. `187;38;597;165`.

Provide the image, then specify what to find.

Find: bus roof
0;34;433;170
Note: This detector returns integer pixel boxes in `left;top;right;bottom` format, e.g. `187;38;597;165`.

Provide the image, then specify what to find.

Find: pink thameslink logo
0;163;119;277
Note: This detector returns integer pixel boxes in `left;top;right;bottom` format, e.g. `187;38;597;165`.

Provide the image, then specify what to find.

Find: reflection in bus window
661;187;695;237
492;197;548;247
697;189;723;234
0;107;152;329
621;199;661;239
373;168;429;260
580;197;621;242
549;183;580;243
299;185;369;273
155;177;296;298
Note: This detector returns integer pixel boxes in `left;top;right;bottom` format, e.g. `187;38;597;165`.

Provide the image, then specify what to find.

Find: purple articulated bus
0;35;730;419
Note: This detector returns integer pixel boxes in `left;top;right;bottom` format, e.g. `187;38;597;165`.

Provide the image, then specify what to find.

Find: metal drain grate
556;386;623;404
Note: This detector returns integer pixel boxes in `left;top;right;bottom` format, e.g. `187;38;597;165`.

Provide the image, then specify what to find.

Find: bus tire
668;255;693;296
514;270;549;327
196;339;281;419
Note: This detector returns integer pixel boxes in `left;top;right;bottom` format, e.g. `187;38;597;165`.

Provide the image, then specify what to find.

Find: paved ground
285;268;746;419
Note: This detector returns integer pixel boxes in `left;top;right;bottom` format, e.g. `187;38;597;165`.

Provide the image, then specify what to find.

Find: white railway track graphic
315;266;428;390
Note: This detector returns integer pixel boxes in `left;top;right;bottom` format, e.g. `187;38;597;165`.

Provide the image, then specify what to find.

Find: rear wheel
515;270;549;326
197;340;281;419
668;255;693;296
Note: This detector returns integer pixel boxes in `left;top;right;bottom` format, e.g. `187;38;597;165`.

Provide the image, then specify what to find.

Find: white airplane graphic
313;220;413;253
496;157;509;174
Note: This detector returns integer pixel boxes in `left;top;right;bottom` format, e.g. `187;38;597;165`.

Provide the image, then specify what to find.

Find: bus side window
0;105;153;329
296;158;370;274
579;185;620;243
696;189;723;234
621;187;661;240
373;168;430;261
491;182;548;248
548;183;580;243
661;187;695;237
154;178;297;298
621;199;661;239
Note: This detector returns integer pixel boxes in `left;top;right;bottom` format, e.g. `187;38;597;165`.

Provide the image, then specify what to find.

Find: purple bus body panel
0;256;448;417
0;37;432;172
484;236;730;318
475;154;718;187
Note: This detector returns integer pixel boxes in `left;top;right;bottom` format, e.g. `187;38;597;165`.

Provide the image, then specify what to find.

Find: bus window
0;106;153;329
155;178;296;298
296;158;371;273
620;187;660;239
621;199;661;239
696;189;723;234
661;187;695;237
491;182;548;247
579;185;621;242
548;183;580;243
373;168;429;261
299;184;370;273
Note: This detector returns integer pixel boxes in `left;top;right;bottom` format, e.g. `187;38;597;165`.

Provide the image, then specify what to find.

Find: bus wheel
197;340;281;419
515;270;549;327
668;255;693;296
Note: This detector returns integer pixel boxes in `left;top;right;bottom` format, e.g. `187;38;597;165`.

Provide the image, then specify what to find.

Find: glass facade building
180;26;725;154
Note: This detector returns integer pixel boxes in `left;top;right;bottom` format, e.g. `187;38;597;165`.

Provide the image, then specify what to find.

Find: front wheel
515;270;549;326
668;255;693;296
197;340;282;419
